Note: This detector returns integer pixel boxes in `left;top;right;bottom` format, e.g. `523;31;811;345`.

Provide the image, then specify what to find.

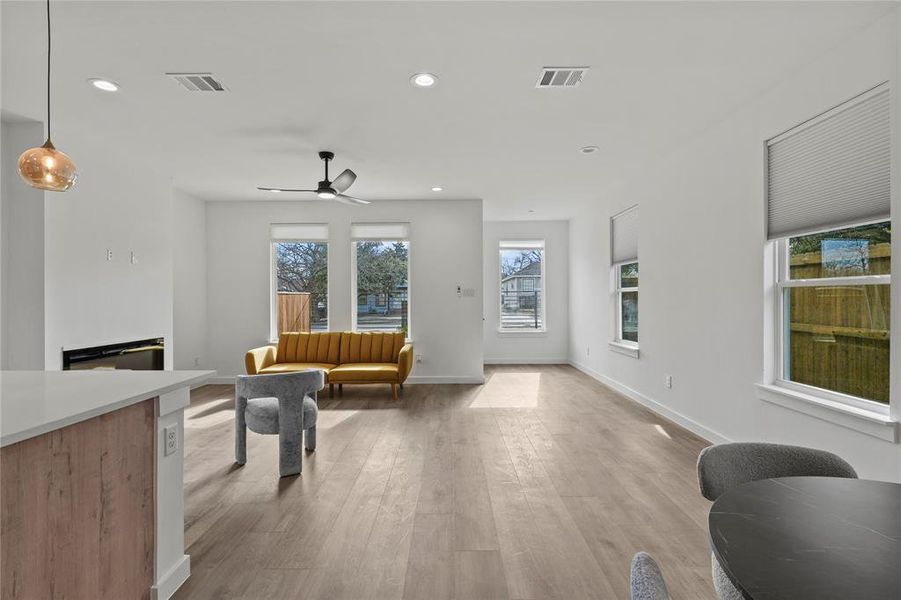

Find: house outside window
499;241;545;330
351;223;411;336
270;224;329;338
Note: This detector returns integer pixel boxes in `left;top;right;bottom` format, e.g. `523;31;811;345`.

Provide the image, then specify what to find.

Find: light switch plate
164;424;178;456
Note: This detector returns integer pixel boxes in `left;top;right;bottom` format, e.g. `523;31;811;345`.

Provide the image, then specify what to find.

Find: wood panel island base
0;370;214;600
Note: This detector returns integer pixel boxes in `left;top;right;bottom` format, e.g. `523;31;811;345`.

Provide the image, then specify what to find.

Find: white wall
483;220;568;363
173;190;207;370
42;136;174;370
1;117;45;369
205;199;484;382
568;13;901;482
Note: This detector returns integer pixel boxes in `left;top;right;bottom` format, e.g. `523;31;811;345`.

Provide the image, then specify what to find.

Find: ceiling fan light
17;140;77;192
317;189;337;200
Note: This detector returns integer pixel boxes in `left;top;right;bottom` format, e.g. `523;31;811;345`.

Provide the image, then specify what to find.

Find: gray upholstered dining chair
235;369;324;477
630;552;670;600
697;442;858;600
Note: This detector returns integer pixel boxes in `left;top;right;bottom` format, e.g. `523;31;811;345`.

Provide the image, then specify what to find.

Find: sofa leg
399;383;404;393
391;383;398;401
338;384;343;396
329;383;334;398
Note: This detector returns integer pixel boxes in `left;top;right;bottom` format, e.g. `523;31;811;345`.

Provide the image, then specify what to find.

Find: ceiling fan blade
336;193;371;205
331;169;357;194
257;187;318;193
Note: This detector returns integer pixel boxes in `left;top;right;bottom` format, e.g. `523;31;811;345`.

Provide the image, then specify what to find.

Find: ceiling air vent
166;72;227;92
536;67;588;88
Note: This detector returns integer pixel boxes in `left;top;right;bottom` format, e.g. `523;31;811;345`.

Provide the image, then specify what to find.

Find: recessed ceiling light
528;209;535;213
431;186;443;192
411;73;437;88
580;145;599;154
88;78;119;92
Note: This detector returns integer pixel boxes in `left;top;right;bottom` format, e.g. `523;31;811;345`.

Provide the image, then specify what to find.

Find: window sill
756;383;898;443
497;328;548;337
608;341;639;359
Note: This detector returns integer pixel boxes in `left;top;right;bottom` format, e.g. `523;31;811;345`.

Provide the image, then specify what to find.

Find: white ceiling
1;1;894;220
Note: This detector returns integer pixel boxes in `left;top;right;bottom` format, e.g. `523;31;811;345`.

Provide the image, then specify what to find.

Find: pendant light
17;0;77;192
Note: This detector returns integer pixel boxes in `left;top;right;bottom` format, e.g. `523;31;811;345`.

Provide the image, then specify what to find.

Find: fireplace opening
62;338;165;371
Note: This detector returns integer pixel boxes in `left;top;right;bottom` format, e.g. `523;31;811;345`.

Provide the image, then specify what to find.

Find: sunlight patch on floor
654;424;672;439
469;372;541;408
317;409;359;429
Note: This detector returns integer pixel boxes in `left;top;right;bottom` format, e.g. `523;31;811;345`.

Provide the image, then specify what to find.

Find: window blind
270;223;328;241
766;85;890;240
351;222;411;240
499;240;544;249
611;206;638;264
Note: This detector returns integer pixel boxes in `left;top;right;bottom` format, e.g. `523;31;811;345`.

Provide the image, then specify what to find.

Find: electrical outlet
416;354;423;364
106;248;113;261
586;346;590;356
130;251;138;265
164;424;179;456
664;375;673;389
193;357;200;368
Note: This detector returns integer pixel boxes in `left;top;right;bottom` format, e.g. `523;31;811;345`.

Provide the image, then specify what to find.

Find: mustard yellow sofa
245;331;413;400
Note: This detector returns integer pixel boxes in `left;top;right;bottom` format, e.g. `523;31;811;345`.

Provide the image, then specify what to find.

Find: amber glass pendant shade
17;139;77;192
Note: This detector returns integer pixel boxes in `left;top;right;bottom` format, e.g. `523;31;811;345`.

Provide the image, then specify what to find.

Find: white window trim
760;227;897;439
350;237;412;340
270;238;329;342
611;260;639;357
497;241;547;333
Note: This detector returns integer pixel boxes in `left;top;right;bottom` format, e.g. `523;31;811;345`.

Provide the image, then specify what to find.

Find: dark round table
708;476;901;600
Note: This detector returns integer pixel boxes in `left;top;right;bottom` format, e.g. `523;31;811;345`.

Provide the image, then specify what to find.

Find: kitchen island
0;369;214;600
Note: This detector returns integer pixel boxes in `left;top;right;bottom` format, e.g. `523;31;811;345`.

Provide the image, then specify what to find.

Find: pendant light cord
46;0;51;140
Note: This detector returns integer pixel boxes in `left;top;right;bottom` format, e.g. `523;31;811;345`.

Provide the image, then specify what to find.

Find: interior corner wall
483;220;569;363
173;190;207;370
204;199;484;382
42;138;174;370
1;118;45;370
568;11;901;482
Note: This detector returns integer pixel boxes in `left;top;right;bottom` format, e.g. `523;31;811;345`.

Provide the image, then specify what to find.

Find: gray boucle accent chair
235;369;324;477
697;442;858;600
630;552;670;600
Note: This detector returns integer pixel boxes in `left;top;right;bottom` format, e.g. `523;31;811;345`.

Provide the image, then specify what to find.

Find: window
611;206;639;349
352;223;410;335
776;221;890;405
766;85;891;409
616;262;639;343
271;224;329;337
499;241;545;330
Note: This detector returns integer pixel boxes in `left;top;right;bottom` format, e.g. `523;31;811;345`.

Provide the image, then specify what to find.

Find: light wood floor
175;365;715;599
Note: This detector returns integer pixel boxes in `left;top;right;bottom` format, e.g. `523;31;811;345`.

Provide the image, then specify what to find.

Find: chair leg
391;383;398;401
305;426;317;451
235;413;247;466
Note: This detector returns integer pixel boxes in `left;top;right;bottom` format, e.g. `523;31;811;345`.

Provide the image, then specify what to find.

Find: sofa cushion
259;362;335;376
277;332;342;364
328;362;399;383
339;332;405;364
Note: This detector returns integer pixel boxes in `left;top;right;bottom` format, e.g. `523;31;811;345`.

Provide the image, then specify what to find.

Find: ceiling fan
258;151;370;205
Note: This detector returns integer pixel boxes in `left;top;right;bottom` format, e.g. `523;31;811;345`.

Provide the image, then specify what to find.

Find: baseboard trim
568;360;729;445
152;554;190;600
483;357;568;365
405;375;485;385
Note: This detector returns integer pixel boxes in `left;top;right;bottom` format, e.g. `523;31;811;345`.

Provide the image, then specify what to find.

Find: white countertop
0;370;215;447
